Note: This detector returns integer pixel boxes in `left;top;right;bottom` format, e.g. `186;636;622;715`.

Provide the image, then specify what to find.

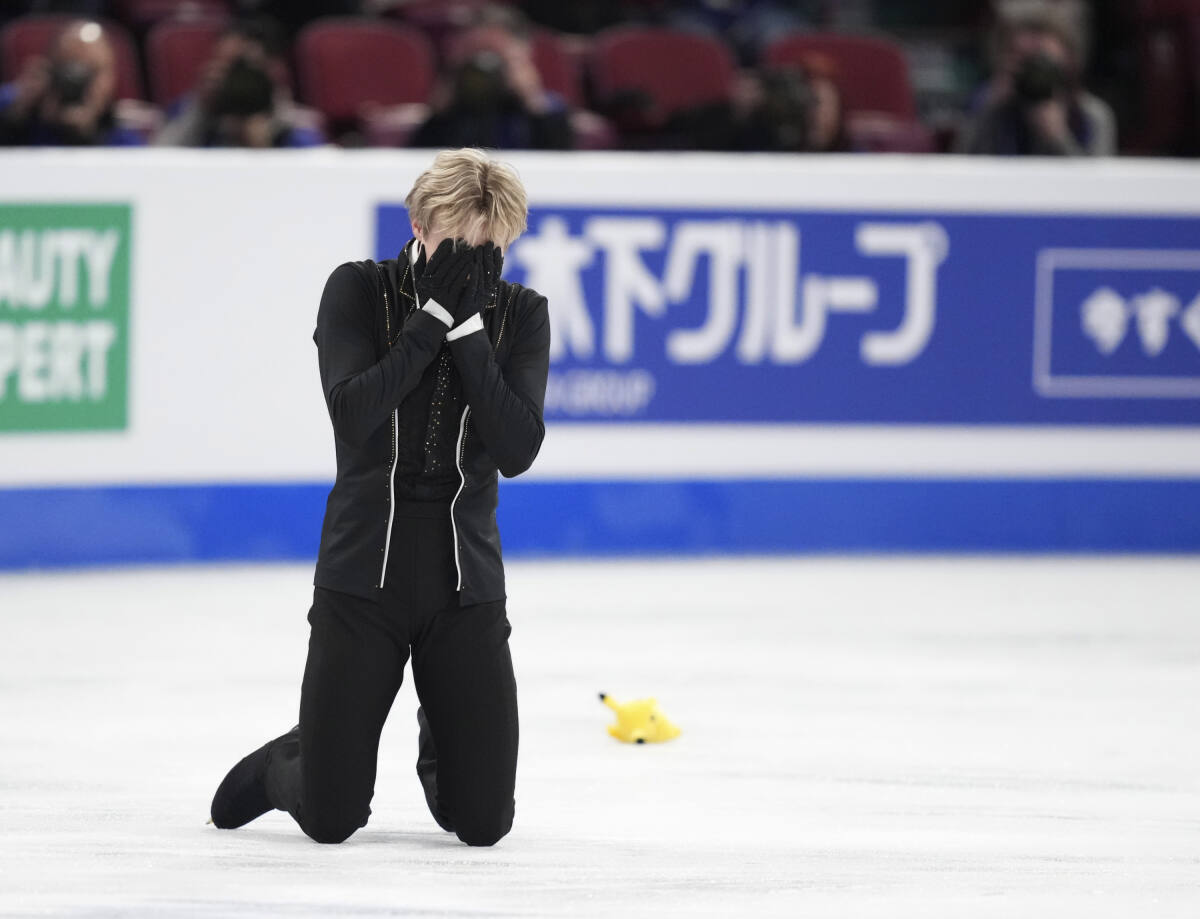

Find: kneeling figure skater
210;148;550;846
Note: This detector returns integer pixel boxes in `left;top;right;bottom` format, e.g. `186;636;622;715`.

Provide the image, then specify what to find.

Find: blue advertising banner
378;204;1200;424
5;152;1200;573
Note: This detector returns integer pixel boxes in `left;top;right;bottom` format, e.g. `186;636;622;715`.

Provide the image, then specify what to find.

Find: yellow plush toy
599;693;681;744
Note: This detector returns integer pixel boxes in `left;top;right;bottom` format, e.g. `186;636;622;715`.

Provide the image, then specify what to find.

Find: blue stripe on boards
0;479;1198;570
498;480;1200;555
0;483;329;569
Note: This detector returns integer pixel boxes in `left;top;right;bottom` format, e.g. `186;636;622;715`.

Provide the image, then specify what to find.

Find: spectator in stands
736;55;849;152
0;19;143;147
156;19;324;148
411;15;571;150
958;7;1115;156
795;53;849;152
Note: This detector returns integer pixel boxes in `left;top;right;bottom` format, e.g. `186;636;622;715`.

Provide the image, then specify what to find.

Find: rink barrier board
1;479;1198;570
3;153;1200;565
3;153;1200;489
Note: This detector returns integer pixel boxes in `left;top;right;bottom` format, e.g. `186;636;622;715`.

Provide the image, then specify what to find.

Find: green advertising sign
0;204;131;432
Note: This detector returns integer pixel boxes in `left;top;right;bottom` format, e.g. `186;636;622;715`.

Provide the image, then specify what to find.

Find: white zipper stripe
379;408;399;588
450;406;469;591
448;291;509;594
377;259;399;591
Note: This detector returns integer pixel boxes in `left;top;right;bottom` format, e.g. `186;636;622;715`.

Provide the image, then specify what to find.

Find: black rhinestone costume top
390;248;465;503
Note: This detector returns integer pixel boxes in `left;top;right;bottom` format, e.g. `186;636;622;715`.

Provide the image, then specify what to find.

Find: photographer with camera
0;20;142;147
736;54;849;153
411;20;571;151
156;19;324;149
959;8;1115;156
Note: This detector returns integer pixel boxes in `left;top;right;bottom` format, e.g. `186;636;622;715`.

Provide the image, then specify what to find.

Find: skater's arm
315;263;447;447
448;293;551;478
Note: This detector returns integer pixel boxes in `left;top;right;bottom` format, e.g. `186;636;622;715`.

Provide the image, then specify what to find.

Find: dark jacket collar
404;238;427;279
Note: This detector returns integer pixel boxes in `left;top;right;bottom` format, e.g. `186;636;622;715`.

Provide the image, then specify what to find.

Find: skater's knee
303;816;360;844
301;807;367;845
455;808;513;847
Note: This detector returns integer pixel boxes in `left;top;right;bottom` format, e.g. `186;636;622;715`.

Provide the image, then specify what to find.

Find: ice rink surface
1;556;1198;918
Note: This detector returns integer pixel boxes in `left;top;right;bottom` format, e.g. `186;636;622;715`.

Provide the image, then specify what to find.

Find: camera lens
1013;53;1065;105
210;56;274;118
50;60;96;107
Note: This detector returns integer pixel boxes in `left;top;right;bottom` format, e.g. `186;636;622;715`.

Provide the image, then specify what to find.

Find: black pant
263;502;518;846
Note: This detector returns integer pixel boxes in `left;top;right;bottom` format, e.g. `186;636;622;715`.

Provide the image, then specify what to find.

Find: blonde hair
405;148;528;249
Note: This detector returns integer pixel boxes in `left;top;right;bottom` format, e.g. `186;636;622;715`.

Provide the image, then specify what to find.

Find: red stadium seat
383;1;498;56
531;29;582;109
590;27;735;125
0;14;144;100
145;18;226;107
111;0;232;31
764;32;916;119
295;19;435;124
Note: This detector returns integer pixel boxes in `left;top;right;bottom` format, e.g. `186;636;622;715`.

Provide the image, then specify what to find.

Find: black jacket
312;243;551;605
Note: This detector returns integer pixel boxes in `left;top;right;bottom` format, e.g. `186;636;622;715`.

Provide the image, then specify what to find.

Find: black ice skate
209;725;298;829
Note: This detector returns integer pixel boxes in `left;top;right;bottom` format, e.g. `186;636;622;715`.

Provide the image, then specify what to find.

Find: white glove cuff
446;312;485;341
421;300;454;329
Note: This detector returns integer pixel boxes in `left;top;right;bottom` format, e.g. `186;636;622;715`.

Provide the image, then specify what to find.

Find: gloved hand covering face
415;238;479;315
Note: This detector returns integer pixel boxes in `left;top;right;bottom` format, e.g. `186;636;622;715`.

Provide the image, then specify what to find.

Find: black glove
450;242;504;326
480;241;504;305
415;238;477;316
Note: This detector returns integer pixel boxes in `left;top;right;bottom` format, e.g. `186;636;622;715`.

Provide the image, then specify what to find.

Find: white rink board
2;150;1200;488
